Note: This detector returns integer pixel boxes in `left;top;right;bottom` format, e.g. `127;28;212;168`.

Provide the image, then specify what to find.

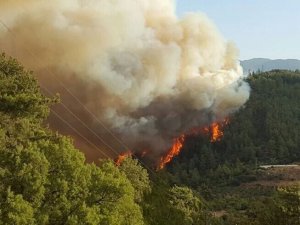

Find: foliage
1;54;299;225
167;70;300;188
142;175;205;225
0;54;144;225
0;189;35;225
254;184;300;225
119;157;151;203
0;53;54;120
168;186;203;225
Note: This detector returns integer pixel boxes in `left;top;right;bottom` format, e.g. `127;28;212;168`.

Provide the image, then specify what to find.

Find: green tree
0;189;35;225
169;186;203;225
0;53;145;224
119;157;151;202
143;182;204;225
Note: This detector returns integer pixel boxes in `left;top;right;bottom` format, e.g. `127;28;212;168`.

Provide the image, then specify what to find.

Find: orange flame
158;135;185;170
115;151;132;166
210;122;223;142
158;118;229;169
209;118;229;142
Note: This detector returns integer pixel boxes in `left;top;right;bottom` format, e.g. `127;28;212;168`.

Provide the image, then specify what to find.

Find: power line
0;18;157;175
0;19;118;158
50;109;112;159
0;13;180;219
0;18;128;152
40;85;120;157
0;18;118;160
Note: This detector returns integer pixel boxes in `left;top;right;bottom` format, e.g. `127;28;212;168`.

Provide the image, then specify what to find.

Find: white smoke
0;0;250;160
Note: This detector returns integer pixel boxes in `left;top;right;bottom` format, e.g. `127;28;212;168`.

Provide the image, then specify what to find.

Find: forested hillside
0;54;218;225
0;54;151;224
167;70;300;186
0;54;299;225
163;70;300;225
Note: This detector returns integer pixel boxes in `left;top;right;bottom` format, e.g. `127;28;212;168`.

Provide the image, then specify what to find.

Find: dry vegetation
242;165;300;188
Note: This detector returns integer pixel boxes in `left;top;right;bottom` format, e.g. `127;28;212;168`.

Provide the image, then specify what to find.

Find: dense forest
162;69;300;224
0;54;299;225
168;69;300;187
0;54;151;224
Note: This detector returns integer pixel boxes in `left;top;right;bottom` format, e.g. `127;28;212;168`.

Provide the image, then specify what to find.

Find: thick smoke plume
0;0;250;161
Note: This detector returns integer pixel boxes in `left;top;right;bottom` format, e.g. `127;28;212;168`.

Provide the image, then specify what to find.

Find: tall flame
210;122;223;142
210;118;229;142
158;118;229;169
115;151;132;166
158;135;185;170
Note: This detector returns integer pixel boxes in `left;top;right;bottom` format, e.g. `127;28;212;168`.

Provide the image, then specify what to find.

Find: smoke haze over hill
0;0;250;161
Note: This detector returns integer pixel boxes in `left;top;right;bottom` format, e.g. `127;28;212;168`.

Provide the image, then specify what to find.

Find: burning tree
158;118;229;170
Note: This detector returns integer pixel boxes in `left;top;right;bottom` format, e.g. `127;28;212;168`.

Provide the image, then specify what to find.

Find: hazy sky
176;0;300;60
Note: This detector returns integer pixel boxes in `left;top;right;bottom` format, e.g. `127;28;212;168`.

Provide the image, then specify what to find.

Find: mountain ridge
241;58;300;74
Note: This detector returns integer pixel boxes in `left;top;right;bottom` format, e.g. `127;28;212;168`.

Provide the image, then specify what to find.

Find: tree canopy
0;54;145;225
0;54;299;225
167;70;300;188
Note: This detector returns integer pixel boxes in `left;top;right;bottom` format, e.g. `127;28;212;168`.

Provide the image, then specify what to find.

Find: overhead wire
0;19;117;159
50;109;111;159
0;18;157;175
0;15;158;174
0;19;118;157
1;20;176;222
42;86;120;156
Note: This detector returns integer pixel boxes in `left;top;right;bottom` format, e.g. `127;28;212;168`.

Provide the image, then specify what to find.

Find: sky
176;0;300;60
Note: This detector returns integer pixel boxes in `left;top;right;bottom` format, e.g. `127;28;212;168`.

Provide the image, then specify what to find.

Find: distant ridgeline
167;70;300;187
241;58;300;74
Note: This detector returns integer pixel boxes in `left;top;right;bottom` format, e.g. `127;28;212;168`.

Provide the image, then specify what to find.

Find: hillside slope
164;70;300;225
167;70;300;187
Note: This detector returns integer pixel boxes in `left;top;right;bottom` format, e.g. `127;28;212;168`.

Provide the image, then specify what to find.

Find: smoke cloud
0;0;250;161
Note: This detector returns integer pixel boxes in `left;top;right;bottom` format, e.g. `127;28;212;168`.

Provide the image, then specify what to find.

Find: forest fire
158;135;185;170
116;119;229;170
115;151;132;166
211;122;224;142
158;119;229;170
